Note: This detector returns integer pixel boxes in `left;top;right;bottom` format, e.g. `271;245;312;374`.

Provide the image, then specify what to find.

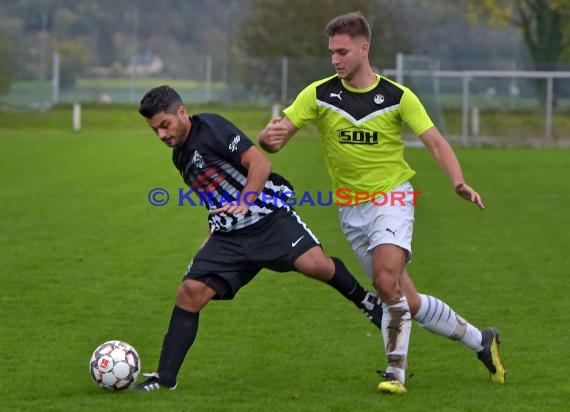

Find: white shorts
338;181;415;282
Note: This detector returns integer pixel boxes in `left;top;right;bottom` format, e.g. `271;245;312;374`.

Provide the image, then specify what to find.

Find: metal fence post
52;52;60;104
281;57;288;104
396;53;404;84
461;74;470;146
205;55;212;102
72;103;81;132
545;76;553;143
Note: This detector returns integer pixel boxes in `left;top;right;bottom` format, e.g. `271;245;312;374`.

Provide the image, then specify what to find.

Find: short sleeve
400;88;434;136
203;114;254;163
283;82;319;128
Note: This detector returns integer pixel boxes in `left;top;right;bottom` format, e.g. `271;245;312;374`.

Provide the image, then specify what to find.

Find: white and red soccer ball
89;340;141;391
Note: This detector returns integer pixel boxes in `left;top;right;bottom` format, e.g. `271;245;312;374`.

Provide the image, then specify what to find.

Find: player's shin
382;297;411;384
414;294;483;352
156;305;200;387
327;257;370;308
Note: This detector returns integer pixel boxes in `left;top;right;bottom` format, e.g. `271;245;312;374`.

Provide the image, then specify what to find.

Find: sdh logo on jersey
338;127;379;145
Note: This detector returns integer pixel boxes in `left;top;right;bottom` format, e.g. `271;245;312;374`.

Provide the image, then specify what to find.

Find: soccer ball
89;340;141;391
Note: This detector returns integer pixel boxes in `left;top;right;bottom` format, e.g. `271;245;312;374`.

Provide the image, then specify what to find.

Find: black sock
157;305;200;387
327;257;369;309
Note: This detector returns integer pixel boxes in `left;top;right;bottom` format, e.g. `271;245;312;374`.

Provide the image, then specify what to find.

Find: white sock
460;324;484;352
382;297;412;383
415;294;483;352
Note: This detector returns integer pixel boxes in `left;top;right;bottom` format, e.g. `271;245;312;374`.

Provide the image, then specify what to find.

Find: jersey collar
340;73;381;93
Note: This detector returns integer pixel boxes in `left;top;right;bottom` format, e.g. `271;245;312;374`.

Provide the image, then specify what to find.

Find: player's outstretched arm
258;116;299;153
419;126;485;210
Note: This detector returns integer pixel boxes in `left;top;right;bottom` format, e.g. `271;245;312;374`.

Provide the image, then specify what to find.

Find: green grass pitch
0;106;568;411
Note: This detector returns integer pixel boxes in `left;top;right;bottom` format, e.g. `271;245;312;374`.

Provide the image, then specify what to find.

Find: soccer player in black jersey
133;85;382;391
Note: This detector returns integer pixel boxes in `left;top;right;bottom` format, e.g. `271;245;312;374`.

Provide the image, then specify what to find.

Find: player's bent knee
294;249;334;281
300;268;332;282
295;255;334;282
374;273;403;303
298;261;331;280
176;279;213;311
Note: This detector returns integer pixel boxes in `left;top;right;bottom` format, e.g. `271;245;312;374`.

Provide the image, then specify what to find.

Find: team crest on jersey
229;134;241;152
374;94;385;105
192;150;205;168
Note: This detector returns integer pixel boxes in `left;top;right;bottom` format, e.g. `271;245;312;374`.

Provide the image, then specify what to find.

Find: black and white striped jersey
172;113;292;232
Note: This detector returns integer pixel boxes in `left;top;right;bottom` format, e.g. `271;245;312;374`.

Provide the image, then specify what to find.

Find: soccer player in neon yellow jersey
259;11;505;394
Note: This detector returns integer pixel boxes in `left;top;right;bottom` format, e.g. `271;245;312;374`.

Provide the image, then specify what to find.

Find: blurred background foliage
1;0;569;93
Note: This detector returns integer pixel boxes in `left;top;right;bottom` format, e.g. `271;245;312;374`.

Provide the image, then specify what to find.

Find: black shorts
183;207;321;300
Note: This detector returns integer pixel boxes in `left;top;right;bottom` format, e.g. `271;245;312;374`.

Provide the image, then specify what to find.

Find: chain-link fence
2;51;570;146
0;53;334;107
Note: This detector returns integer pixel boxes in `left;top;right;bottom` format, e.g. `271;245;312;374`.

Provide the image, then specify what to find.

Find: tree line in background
0;0;569;95
464;0;570;71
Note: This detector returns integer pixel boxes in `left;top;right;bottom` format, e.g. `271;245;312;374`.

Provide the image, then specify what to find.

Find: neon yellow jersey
284;74;433;202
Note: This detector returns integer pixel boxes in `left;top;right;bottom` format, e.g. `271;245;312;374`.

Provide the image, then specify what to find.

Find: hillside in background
0;0;532;84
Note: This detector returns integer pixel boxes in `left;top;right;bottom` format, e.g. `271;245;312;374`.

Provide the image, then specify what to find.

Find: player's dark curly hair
324;11;371;42
138;85;183;119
